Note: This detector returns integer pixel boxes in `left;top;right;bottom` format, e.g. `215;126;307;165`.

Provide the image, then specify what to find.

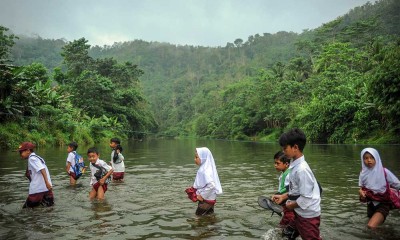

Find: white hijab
194;147;223;194
359;148;386;194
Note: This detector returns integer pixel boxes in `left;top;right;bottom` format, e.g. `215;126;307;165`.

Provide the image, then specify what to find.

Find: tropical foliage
0;28;155;149
2;0;400;148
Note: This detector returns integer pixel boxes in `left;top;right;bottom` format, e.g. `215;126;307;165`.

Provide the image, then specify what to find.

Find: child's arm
40;169;52;190
66;162;71;174
272;193;288;204
286;200;299;210
359;187;367;200
99;168;114;185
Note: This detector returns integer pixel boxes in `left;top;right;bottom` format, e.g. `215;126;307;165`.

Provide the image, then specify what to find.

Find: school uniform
110;150;125;180
90;159;112;192
193;147;223;215
66;151;78;179
277;169;295;227
24;153;54;208
287;155;321;240
359;148;400;220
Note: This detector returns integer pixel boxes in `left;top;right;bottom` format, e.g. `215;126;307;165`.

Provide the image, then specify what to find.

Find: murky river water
0;139;399;239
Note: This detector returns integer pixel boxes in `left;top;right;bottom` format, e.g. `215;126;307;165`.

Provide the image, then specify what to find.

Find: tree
368;39;400;131
61;38;93;80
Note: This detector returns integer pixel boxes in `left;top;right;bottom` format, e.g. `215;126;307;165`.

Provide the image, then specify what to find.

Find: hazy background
0;0;371;46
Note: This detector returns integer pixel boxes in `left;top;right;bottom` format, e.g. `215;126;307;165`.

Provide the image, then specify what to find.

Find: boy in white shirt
18;142;54;208
87;147;113;200
272;128;321;240
65;141;82;185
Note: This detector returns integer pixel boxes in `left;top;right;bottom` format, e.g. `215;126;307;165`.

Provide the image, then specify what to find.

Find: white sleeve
66;152;74;165
118;153;124;162
296;169;316;209
100;160;113;171
30;157;45;173
386;169;400;189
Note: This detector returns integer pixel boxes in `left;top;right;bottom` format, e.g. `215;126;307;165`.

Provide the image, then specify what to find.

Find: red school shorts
69;172;80;180
295;213;322;240
92;182;108;193
280;205;296;227
112;172;124;180
23;190;54;208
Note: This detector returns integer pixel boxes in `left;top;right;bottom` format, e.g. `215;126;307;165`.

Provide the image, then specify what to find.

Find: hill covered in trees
2;0;400;148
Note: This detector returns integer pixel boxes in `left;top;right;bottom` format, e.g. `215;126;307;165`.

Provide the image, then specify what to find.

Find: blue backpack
72;152;85;178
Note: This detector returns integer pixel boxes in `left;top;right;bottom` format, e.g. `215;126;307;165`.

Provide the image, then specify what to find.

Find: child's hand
359;188;366;200
285;200;297;210
46;183;53;191
197;194;204;202
272;194;284;205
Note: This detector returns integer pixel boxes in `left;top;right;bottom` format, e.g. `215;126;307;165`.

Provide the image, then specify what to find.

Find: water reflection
0;139;399;239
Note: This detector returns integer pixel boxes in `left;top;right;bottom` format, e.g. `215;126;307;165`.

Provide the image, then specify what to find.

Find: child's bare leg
70;176;77;185
96;185;105;200
89;188;97;200
367;212;385;228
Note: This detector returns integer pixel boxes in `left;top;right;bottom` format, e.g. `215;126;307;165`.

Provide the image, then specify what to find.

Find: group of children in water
19;137;125;207
18;128;400;240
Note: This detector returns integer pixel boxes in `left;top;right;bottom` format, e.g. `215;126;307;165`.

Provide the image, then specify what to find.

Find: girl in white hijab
358;147;400;228
193;147;223;215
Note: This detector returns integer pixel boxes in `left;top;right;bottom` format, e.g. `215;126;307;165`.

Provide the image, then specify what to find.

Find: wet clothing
196;201;215;216
287;155;321;240
359;148;400;226
280;206;295;227
27;153;53;195
367;202;390;220
92;181;108;193
277;168;294;227
112;172;124;180
89;159;112;186
288;156;321;218
23;190;54;208
69;172;78;180
192;147;222;215
295;213;321;240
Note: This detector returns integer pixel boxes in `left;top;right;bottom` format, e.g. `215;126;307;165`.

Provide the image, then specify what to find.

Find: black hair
87;147;99;155
115;144;123;152
274;150;290;164
278;128;306;152
68;141;78;151
110;138;121;144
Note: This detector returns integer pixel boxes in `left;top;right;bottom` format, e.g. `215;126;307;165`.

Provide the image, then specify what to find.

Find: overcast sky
0;0;371;47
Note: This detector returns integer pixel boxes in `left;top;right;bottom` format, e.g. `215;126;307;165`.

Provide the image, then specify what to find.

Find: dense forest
1;0;399;149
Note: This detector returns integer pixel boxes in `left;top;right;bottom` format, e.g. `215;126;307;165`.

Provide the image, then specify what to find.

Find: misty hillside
7;0;400;143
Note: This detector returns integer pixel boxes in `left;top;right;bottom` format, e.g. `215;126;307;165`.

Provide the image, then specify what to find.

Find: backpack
72;152;85;179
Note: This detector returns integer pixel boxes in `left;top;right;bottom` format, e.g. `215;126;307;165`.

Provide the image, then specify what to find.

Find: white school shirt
197;182;217;200
66;151;76;173
110;150;125;173
89;159;112;185
287;155;321;218
28;153;53;194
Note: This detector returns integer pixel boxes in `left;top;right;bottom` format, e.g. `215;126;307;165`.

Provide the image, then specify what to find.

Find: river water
0;139;399;240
